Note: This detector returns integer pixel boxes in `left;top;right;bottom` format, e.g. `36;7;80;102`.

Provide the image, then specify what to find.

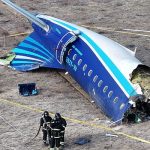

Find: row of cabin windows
72;54;122;108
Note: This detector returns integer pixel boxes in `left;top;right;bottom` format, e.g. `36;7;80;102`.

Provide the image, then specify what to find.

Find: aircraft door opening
56;30;80;64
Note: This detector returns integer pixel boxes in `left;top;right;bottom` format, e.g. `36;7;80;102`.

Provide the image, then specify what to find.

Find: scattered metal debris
0;52;15;66
105;133;118;138
74;137;91;145
18;83;38;96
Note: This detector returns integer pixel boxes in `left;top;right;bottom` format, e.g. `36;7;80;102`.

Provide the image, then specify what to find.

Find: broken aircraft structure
0;0;150;123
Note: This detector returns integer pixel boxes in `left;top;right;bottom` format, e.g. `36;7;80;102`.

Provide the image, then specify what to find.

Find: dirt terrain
0;0;150;150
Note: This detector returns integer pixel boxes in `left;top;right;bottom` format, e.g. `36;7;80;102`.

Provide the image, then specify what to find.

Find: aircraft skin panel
39;15;137;97
63;33;131;121
32;16;133;121
10;32;65;71
15;55;44;63
78;30;142;79
39;15;141;79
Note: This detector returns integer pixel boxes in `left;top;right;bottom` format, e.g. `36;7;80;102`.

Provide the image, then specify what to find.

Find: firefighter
50;113;67;150
40;111;52;145
55;113;67;146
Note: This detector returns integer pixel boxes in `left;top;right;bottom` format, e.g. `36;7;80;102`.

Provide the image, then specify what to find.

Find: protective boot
60;142;64;146
50;148;54;150
55;148;60;150
43;140;48;146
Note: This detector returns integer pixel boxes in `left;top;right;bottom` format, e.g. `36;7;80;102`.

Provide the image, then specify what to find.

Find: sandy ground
0;0;150;150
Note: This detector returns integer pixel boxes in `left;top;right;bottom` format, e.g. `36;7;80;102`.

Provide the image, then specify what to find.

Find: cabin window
78;59;82;66
93;75;98;83
108;91;113;98
98;80;103;87
113;97;119;103
120;103;125;110
103;86;108;93
88;70;93;77
73;54;77;61
68;49;72;55
83;64;87;71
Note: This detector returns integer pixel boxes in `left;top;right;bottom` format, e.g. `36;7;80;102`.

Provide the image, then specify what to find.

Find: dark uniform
40;111;52;145
58;114;67;146
50;113;67;150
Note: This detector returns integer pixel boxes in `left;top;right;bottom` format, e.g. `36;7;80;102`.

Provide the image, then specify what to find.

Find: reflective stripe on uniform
52;128;60;131
54;137;61;138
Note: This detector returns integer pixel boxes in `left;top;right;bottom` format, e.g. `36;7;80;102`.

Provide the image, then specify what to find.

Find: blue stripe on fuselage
11;61;38;64
50;18;136;96
12;47;50;62
19;42;52;60
25;37;54;58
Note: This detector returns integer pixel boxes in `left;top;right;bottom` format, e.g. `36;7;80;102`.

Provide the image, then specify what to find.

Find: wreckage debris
18;83;38;96
0;52;16;66
131;65;150;100
74;137;91;145
124;65;150;123
105;133;118;138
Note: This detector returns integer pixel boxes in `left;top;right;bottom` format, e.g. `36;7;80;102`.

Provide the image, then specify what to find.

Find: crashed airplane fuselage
1;0;150;123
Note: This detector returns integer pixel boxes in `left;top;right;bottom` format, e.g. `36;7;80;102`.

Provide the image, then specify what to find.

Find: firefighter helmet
43;111;49;117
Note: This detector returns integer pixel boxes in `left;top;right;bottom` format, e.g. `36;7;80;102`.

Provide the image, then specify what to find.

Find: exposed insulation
131;65;150;99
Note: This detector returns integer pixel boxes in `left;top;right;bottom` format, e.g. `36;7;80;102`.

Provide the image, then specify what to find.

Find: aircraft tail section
10;32;64;71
